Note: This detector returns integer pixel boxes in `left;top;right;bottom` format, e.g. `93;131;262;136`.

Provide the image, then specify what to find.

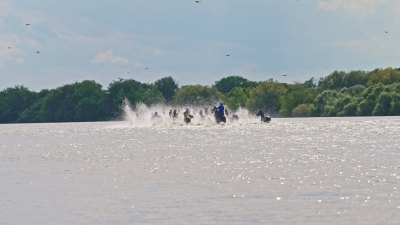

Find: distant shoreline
1;67;400;124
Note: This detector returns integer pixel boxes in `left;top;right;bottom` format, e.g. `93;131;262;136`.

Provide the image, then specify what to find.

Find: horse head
256;110;264;117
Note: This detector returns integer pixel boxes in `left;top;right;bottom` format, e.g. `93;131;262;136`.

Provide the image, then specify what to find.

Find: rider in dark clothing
217;103;224;117
216;103;226;123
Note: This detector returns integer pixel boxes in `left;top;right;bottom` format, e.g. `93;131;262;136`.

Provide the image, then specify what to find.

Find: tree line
1;67;400;123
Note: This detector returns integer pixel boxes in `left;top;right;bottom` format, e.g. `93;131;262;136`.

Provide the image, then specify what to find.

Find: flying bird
225;54;230;56
282;74;287;77
385;31;388;34
25;23;30;26
195;0;201;3
7;46;12;49
35;50;40;54
145;67;149;70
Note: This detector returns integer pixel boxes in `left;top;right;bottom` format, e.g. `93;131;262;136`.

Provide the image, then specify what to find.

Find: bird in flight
385;31;388;34
35;50;40;54
282;74;287;77
7;46;12;49
145;67;149;70
225;53;230;56
195;0;201;3
25;23;30;26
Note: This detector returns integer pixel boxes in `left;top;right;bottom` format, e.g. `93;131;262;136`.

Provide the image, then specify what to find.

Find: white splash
121;100;261;127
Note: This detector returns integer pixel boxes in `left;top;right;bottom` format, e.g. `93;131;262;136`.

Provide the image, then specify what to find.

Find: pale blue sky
1;0;399;91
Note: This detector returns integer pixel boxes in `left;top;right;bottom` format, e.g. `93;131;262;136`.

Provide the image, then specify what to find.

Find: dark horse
183;111;191;124
212;106;226;123
256;110;271;123
225;109;239;121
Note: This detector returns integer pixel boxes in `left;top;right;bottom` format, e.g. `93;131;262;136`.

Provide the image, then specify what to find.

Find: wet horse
170;109;178;119
183;111;191;124
256;110;271;123
212;106;226;123
225;108;239;121
230;114;239;121
151;111;161;120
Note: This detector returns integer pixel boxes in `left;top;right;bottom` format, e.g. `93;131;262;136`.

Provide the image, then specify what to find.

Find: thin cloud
318;0;343;11
0;0;11;18
0;0;44;24
0;47;24;66
318;0;387;15
0;34;40;66
91;50;129;64
331;36;387;57
153;49;165;55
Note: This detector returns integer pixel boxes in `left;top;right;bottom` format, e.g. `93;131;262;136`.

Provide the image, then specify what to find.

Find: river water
0;113;399;224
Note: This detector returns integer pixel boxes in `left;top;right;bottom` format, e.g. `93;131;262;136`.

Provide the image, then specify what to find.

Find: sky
0;0;399;91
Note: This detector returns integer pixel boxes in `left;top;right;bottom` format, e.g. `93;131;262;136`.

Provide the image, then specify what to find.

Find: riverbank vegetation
1;67;400;123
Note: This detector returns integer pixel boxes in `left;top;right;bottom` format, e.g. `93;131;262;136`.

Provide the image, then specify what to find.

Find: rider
217;103;225;118
185;108;194;118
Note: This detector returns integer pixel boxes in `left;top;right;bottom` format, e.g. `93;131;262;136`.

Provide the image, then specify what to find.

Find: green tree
173;85;224;106
356;83;385;116
318;71;346;91
304;77;317;89
310;90;346;116
357;99;375;116
367;68;400;86
389;93;400;115
292;104;312;117
154;76;178;102
0;86;38;123
334;95;352;116
342;101;358;116
279;83;316;117
226;87;250;111
340;85;366;97
106;79;165;116
344;71;368;87
318;70;368;91
246;80;287;113
18;90;49;123
40;80;106;122
372;92;392;116
214;76;258;95
141;87;166;106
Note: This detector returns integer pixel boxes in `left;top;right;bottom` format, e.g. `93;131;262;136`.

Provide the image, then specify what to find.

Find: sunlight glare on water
0;109;399;224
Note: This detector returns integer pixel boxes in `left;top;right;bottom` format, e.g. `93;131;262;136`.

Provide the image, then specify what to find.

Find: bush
372;92;392;116
292;104;312;117
342;102;358;116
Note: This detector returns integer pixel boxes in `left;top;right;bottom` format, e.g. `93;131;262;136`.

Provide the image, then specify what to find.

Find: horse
185;108;194;119
199;109;206;119
230;114;239;121
256;110;271;123
212;106;226;123
183;111;191;124
224;108;239;121
172;109;178;119
151;111;161;120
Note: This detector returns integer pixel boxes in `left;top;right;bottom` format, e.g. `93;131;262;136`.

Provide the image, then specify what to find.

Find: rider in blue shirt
217;103;224;116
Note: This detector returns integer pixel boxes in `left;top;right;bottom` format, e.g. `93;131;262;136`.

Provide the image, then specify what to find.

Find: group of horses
151;108;271;124
168;107;230;124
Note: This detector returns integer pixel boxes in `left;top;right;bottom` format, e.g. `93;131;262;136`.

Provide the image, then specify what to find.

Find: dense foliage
1;68;400;123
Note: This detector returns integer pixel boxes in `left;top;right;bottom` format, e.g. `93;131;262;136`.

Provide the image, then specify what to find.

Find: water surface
0;117;399;224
